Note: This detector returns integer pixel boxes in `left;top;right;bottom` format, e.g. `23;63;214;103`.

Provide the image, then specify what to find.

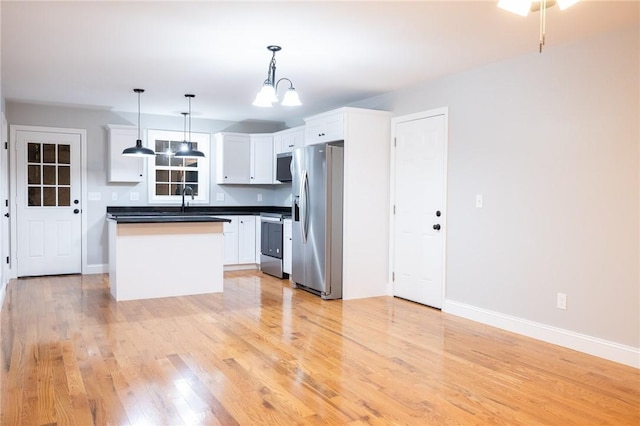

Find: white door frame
1;113;9;291
389;107;449;306
9;125;88;279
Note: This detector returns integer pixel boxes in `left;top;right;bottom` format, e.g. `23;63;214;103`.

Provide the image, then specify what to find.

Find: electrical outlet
475;194;483;208
216;193;225;202
111;192;118;201
129;192;139;201
557;293;567;310
257;193;263;202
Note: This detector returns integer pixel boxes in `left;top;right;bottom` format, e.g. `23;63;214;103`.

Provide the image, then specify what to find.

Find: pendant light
497;0;581;53
122;88;155;157
174;94;205;158
253;45;301;107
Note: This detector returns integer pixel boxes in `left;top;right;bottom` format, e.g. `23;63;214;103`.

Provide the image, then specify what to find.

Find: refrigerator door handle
301;170;309;243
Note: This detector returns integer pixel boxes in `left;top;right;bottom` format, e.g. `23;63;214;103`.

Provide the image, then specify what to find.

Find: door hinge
393;205;396;215
5;257;9;264
4;142;7;150
394;137;396;147
4;199;7;207
392;272;395;282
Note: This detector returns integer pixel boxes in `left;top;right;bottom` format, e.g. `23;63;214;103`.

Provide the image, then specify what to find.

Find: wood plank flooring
1;271;638;425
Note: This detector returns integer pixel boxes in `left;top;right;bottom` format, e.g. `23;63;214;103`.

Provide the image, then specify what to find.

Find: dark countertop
107;205;291;216
107;213;231;224
106;205;292;223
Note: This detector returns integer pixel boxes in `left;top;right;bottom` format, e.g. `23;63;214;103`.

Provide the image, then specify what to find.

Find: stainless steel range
260;213;288;279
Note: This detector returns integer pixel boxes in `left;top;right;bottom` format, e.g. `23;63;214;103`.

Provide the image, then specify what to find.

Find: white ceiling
2;0;638;123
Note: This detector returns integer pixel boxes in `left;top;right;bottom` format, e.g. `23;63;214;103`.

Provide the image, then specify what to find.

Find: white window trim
146;129;210;205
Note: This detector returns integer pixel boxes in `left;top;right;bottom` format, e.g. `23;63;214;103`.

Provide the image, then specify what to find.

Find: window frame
146;129;210;205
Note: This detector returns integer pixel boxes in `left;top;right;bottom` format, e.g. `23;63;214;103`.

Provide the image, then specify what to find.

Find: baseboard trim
84;263;108;275
224;264;258;272
443;299;639;369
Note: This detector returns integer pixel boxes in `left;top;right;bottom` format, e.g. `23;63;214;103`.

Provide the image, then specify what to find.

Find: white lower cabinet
238;216;256;264
255;217;262;264
220;215;256;266
283;219;292;275
220;216;239;265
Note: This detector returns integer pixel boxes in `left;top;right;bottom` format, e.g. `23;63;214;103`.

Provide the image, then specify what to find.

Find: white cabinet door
276;126;305;153
273;134;285;155
238;215;256;264
255;216;262;263
283;218;292;275
106;125;144;182
250;135;273;184
220;216;239;265
305;113;344;145
215;133;251;184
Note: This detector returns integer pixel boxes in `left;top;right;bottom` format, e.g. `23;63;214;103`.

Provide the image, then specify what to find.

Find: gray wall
351;25;639;348
6;103;290;267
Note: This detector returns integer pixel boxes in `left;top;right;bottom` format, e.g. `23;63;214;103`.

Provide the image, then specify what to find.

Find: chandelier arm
275;78;294;91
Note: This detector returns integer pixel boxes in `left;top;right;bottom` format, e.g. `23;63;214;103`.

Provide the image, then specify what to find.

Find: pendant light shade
174;94;205;158
122;88;155;157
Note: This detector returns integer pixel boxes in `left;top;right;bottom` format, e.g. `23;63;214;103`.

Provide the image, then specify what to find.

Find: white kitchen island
107;214;228;301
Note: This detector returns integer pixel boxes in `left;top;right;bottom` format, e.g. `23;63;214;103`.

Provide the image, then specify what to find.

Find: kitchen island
107;213;230;301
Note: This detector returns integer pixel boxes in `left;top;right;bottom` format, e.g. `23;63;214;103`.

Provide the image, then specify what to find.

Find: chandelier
498;0;580;52
253;45;301;107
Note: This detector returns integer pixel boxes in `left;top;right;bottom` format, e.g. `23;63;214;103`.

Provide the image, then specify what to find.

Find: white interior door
15;130;82;276
393;111;447;308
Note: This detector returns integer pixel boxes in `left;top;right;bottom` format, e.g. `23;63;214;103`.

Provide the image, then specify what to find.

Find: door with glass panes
16;129;82;276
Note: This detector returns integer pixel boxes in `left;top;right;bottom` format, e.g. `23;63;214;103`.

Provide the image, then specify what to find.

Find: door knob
73;209;80;214
436;210;441;217
433;224;441;231
3;213;8;218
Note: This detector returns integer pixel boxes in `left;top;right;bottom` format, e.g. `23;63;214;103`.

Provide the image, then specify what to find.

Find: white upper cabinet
215;132;274;185
274;126;304;154
106;124;144;182
215;133;251;184
304;111;344;145
250;134;274;184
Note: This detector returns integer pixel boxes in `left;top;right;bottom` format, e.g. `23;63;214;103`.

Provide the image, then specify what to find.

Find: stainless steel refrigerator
291;142;344;299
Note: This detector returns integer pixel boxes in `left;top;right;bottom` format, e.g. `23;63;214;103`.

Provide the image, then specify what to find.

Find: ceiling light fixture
253;45;301;107
174;94;205;158
498;0;580;52
122;88;155;157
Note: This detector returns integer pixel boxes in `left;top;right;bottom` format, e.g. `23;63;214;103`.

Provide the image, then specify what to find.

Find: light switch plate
475;194;483;208
88;192;101;201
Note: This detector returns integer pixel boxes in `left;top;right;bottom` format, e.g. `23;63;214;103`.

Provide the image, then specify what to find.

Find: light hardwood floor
1;271;638;425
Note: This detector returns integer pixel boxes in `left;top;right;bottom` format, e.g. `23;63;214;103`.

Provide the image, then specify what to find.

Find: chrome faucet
181;185;194;212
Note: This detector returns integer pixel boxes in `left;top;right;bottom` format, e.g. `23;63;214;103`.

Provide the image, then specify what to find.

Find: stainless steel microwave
276;152;292;182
